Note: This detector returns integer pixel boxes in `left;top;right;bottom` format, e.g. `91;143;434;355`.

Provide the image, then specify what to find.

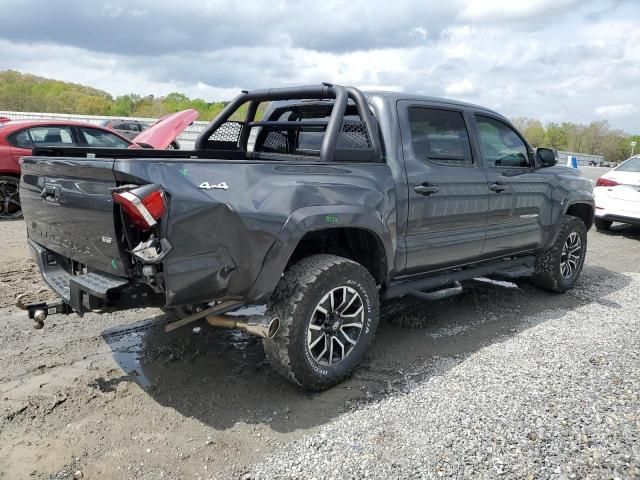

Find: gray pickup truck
19;84;594;390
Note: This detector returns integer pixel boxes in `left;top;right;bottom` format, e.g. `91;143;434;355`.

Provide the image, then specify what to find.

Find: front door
399;102;489;273
473;114;551;256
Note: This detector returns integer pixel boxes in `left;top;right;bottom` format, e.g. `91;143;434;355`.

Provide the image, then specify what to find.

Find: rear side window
408;107;473;166
28;127;74;146
79;127;130;148
113;123;128;130
475;115;530;168
8;130;34;148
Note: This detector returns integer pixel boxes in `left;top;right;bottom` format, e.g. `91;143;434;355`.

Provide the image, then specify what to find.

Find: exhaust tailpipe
206;314;280;339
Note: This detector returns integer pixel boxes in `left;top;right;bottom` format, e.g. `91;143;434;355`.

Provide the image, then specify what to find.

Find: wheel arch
566;201;594;231
248;205;394;302
542;197;594;252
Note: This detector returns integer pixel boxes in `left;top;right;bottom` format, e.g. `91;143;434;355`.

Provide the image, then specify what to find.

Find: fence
0;111;208;147
556;150;604;166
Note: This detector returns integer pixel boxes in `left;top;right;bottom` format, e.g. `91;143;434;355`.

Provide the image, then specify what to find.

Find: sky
1;0;639;131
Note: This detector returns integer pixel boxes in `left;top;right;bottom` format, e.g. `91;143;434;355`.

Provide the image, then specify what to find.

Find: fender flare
544;195;595;250
247;204;394;302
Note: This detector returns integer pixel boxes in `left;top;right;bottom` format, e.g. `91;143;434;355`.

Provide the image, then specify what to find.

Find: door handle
414;184;439;196
489;183;508;193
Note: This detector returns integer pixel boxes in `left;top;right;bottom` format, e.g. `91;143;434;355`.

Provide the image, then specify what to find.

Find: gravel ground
1;201;640;479
251;273;640;479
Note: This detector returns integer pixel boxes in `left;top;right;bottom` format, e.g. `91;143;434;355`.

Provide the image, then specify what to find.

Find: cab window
408;107;473;166
254;105;365;156
475;115;530;168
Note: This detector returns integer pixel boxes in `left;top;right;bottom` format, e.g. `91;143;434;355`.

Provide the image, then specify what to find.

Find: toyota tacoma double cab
19;84;594;390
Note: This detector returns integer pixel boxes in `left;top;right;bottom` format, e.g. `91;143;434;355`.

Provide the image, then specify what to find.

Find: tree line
1;70;637;162
0;70;245;121
509;118;638;163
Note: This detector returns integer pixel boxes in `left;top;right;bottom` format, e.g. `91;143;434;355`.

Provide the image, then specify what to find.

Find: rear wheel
532;215;587;293
0;175;22;219
263;254;379;391
594;218;612;231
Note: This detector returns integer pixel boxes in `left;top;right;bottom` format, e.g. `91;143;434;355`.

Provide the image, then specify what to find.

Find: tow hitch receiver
16;294;71;329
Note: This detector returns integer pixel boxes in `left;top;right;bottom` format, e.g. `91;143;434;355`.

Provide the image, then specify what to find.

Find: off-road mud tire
263;254;379;391
531;215;587;293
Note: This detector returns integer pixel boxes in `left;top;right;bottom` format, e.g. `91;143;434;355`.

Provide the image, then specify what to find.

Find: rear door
473;113;551;255
398;101;489;273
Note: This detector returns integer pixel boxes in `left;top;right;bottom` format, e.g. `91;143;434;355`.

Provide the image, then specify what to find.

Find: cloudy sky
1;0;639;130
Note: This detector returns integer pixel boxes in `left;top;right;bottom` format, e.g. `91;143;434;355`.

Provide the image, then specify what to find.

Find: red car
0;109;198;219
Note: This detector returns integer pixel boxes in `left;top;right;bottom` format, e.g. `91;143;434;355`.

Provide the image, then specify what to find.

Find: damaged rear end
19;156;171;321
19;152;276;326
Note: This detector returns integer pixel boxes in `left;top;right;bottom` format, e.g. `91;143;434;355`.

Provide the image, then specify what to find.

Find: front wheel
532;215;587;293
263;254;379;391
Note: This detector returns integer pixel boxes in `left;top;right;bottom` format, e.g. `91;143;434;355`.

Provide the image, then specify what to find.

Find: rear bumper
594;188;640;224
29;240;161;315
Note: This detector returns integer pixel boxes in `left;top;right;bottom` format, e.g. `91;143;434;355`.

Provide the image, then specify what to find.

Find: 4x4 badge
199;181;229;190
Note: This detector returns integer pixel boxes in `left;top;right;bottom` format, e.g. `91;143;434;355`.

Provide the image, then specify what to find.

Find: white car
594;155;640;230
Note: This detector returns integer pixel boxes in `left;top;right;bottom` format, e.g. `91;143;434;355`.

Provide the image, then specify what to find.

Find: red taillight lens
112;185;167;230
595;177;619;187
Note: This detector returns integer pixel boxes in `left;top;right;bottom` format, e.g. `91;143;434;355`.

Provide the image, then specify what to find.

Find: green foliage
0;70;113;115
0;70;267;123
511;116;638;163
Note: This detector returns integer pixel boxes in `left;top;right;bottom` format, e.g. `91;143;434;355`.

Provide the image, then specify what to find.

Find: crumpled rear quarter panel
113;158;393;307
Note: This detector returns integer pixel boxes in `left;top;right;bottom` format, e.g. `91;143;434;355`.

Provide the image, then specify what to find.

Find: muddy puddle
93;274;617;434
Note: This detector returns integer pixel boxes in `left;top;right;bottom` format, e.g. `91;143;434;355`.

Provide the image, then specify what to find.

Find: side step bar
407;281;463;301
383;256;535;300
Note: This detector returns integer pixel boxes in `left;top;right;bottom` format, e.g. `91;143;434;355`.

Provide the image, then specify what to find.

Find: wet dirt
1;219;639;479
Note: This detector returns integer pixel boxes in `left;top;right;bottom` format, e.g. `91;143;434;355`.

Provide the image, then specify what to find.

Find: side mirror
536;147;557;167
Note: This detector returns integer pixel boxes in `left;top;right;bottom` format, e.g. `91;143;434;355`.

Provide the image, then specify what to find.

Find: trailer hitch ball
33;309;46;329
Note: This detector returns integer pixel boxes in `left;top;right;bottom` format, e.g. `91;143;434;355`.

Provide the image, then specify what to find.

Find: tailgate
20;156;128;276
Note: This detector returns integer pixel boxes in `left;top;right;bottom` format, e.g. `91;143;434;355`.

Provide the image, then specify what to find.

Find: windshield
615;156;640;172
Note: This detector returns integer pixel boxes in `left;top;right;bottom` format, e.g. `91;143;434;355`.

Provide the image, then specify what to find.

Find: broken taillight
112;185;167;230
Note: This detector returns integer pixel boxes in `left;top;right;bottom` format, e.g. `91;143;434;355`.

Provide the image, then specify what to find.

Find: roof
262;89;504;119
0;119;114;134
363;90;501;116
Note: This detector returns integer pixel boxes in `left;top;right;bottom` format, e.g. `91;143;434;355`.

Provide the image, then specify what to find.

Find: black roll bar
194;83;381;162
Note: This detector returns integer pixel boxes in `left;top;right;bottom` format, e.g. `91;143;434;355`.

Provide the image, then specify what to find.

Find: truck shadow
102;265;630;434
